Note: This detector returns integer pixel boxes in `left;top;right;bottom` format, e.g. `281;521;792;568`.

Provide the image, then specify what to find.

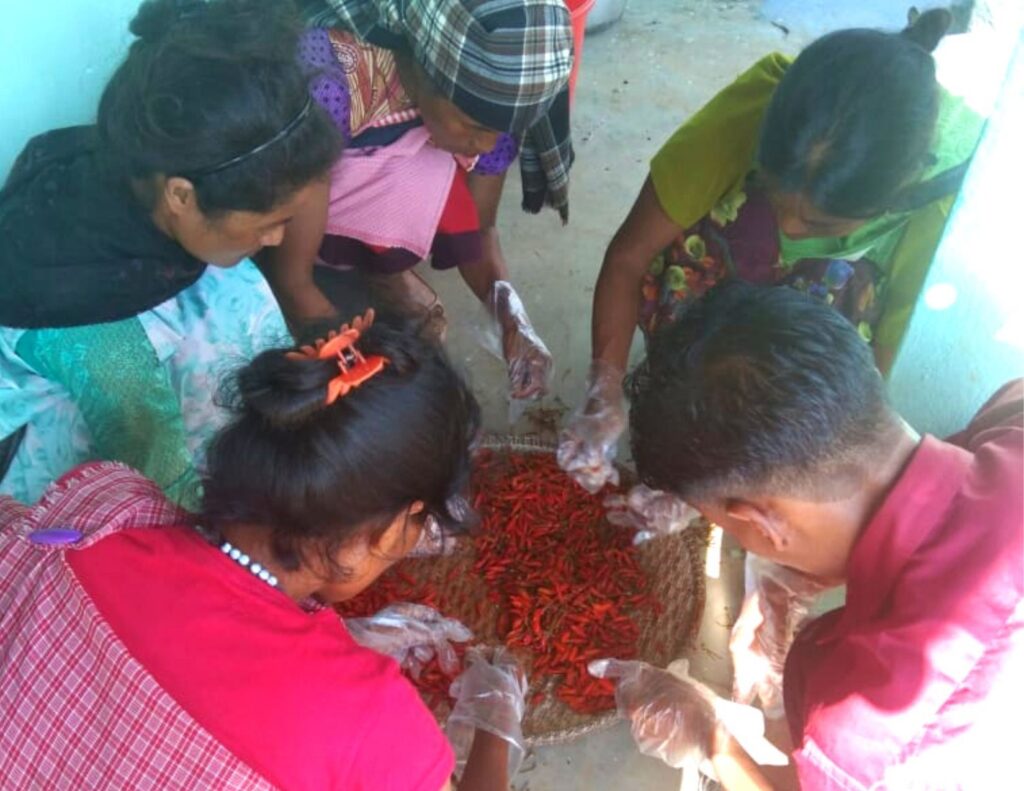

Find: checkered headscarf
305;0;574;219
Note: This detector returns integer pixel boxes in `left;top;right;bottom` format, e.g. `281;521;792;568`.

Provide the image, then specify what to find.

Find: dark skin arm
459;171;511;301
712;741;776;791
254;178;338;332
711;718;799;791
592;175;683;370
874;345;895;377
463;169;553;398
453;729;511;791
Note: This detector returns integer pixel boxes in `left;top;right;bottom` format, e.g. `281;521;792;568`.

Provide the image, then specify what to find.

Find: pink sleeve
793;737;864;791
351;675;454;791
791;625;943;787
946;379;1024;450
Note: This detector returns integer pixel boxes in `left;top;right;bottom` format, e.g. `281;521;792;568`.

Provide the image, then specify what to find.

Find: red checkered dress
0;462;275;789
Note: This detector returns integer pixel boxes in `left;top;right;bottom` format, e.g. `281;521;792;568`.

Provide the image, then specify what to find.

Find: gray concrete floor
423;2;810;787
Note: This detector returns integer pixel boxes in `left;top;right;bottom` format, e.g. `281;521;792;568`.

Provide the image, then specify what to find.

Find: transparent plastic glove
604;484;701;544
590;658;788;775
447;646;528;777
408;514;453;557
730;556;834;717
557;360;626;493
589;658;717;770
345;603;472;678
408;495;477;557
489;280;554;402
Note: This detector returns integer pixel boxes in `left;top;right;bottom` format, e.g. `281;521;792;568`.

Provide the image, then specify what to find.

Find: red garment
0;463;454;791
784;381;1024;790
0;464;272;789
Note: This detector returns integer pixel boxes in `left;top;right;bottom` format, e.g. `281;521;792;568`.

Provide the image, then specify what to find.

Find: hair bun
129;0;299;60
129;0;194;42
236;349;337;429
902;7;953;53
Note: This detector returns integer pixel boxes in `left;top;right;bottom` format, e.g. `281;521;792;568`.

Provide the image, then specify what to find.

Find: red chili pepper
336;451;662;715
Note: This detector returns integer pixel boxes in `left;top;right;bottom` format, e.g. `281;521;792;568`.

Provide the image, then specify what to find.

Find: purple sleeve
475;133;519;176
298;28;352;142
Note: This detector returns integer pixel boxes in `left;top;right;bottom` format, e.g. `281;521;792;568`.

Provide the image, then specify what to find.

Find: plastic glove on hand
490;281;553;400
604;484;701;544
589;658;717;769
407;509;461;557
556;360;626;494
344;603;472;678
730;556;834;717
447;646;528;777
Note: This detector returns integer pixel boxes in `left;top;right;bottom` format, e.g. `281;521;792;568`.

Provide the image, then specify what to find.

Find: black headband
185;95;313;178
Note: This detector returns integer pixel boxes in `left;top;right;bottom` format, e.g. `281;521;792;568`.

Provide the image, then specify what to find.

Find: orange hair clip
286;309;389;405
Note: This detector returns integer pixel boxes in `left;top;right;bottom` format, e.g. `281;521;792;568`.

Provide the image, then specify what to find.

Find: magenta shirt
784;381;1024;789
69;522;454;791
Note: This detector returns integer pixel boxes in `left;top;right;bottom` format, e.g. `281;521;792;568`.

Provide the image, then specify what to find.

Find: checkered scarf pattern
0;463;275;789
306;0;574;219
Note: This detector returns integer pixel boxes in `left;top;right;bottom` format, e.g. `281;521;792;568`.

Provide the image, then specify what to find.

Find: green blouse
649;53;984;353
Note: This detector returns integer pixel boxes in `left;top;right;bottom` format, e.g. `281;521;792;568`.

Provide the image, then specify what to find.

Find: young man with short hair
611;282;1022;789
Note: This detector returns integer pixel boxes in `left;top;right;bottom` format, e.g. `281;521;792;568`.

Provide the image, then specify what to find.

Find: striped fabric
304;0;574;219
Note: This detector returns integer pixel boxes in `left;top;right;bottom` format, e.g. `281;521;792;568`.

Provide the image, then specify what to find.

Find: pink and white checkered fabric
0;462;275;790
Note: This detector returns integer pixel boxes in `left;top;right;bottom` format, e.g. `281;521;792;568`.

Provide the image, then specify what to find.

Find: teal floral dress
0;261;289;506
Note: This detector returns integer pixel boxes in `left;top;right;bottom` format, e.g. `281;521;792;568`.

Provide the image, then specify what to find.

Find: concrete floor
422;2;810;788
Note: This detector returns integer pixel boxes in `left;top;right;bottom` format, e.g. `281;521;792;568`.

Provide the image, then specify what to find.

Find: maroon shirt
784;381;1024;790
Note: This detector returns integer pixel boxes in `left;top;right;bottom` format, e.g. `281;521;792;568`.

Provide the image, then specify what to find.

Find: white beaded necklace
219;539;280;589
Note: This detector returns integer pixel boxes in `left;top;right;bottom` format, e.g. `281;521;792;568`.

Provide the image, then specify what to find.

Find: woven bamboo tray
400;436;708;746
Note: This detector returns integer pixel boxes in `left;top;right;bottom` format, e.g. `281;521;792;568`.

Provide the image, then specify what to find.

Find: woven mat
401;436;709;746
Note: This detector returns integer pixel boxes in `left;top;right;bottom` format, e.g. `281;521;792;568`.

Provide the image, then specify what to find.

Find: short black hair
98;0;342;215
758;10;952;218
201;320;480;572
628;282;897;502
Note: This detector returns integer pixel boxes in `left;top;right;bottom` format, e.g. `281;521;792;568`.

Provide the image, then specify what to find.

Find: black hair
201;321;480;573
758;8;954;219
97;0;342;215
627;281;898;503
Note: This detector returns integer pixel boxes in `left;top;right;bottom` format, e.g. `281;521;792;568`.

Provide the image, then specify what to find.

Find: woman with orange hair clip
0;314;527;790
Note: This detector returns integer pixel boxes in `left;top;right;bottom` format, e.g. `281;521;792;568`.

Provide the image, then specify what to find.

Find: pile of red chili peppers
337;450;658;715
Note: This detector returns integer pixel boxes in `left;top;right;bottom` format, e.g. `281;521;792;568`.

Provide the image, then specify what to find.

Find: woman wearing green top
557;9;984;493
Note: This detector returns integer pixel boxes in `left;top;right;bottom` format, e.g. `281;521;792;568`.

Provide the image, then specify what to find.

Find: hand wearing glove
408;495;476;558
557;360;627;493
408;514;452;558
730;556;835;718
447;646;528;777
590;657;789;778
604;484;701;544
590;658;717;769
344;603;472;678
489;280;553;401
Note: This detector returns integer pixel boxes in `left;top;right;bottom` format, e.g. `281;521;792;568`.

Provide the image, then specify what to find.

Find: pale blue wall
888;35;1024;435
0;1;140;179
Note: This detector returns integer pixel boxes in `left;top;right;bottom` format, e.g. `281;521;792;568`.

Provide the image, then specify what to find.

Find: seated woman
558;9;985;492
273;0;575;399
0;313;526;789
0;0;342;506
